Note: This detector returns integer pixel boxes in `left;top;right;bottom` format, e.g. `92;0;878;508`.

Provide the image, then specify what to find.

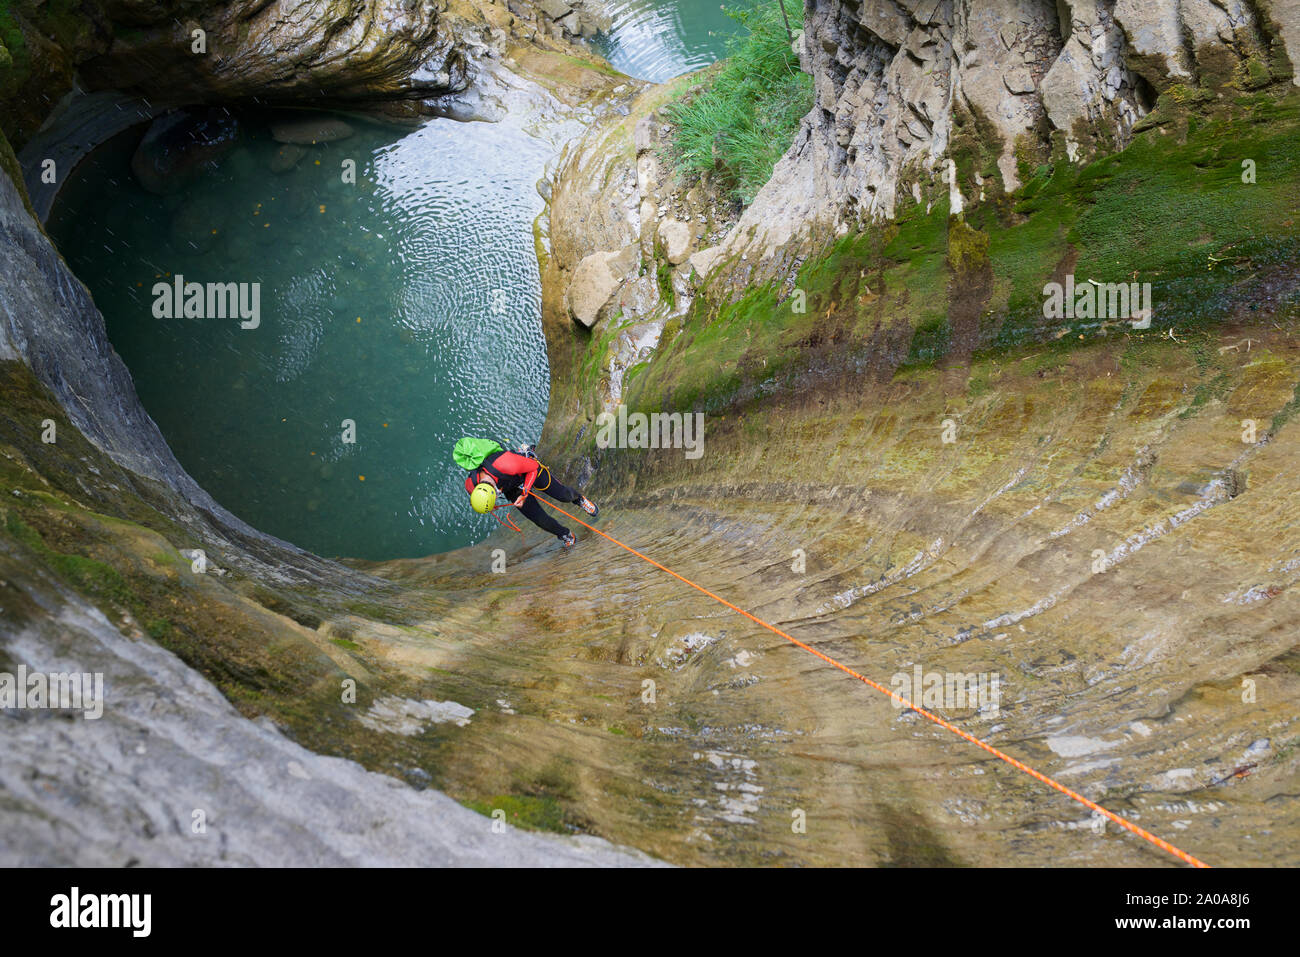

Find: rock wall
0;0;614;147
540;75;744;429
541;1;1298;392
707;0;1299;277
0;0;458;146
0;530;656;866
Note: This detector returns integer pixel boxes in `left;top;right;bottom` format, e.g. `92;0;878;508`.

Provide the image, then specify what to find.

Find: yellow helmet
470;482;497;514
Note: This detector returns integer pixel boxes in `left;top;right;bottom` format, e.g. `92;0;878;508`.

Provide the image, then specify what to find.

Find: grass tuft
664;2;812;206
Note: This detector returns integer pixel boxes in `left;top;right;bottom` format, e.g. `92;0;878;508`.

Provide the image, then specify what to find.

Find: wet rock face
399;327;1300;866
0;540;655;867
0;0;474;146
80;0;467;106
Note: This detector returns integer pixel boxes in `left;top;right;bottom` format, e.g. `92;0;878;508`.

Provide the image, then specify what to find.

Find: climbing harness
531;463;555;493
523;494;1211;869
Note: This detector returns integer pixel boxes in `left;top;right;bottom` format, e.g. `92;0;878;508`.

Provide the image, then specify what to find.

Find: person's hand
513;495;525;508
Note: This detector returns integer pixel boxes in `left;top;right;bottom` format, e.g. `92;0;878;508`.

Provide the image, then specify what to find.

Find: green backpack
453;437;503;471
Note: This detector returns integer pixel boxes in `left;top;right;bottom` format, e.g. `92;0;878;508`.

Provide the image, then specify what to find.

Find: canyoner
454;437;599;549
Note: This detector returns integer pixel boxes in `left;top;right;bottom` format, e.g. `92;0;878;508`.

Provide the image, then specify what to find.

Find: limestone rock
689;245;722;279
567;246;639;327
701;0;1299;279
539;0;573;18
71;0;469;125
657;218;692;265
1003;68;1036;94
634;116;654;154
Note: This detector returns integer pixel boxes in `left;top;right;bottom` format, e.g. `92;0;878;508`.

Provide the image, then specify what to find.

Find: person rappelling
453;437;598;548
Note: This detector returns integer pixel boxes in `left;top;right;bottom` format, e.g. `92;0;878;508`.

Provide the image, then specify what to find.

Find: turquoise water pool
50;110;552;560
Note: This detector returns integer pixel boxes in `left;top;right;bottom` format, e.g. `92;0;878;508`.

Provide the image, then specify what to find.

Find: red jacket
463;450;540;499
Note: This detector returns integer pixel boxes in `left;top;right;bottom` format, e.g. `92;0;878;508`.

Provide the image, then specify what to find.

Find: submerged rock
269;143;307;173
130;107;241;195
270;115;356;145
169;193;229;254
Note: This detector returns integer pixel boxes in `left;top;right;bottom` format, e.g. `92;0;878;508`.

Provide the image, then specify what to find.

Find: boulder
1040;38;1096;131
688;245;722;279
131;107;240;195
169;193;228;253
1003;68;1036;94
657;218;692;265
270;143;307;173
539;0;572;18
567;246;639;327
270;115;355;145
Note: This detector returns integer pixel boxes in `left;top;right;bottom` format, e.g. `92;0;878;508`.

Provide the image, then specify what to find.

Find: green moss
624;360;649;386
948;98;1006;197
1241;55;1273;90
343;599;409;624
463;794;569;833
0;1;27;73
549;50;623;79
144;618;173;640
1270;380;1300;433
655;256;676;310
1013;132;1051;185
621;192;954;414
660;314;683;343
3;512;131;605
905;313;952;366
946;216;990;273
0;124;34;220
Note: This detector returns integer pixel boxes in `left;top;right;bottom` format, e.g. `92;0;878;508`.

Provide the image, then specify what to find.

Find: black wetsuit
466;449;582;538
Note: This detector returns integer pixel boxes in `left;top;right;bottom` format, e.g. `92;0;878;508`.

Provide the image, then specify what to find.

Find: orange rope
534;496;1210;868
490;497;524;538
